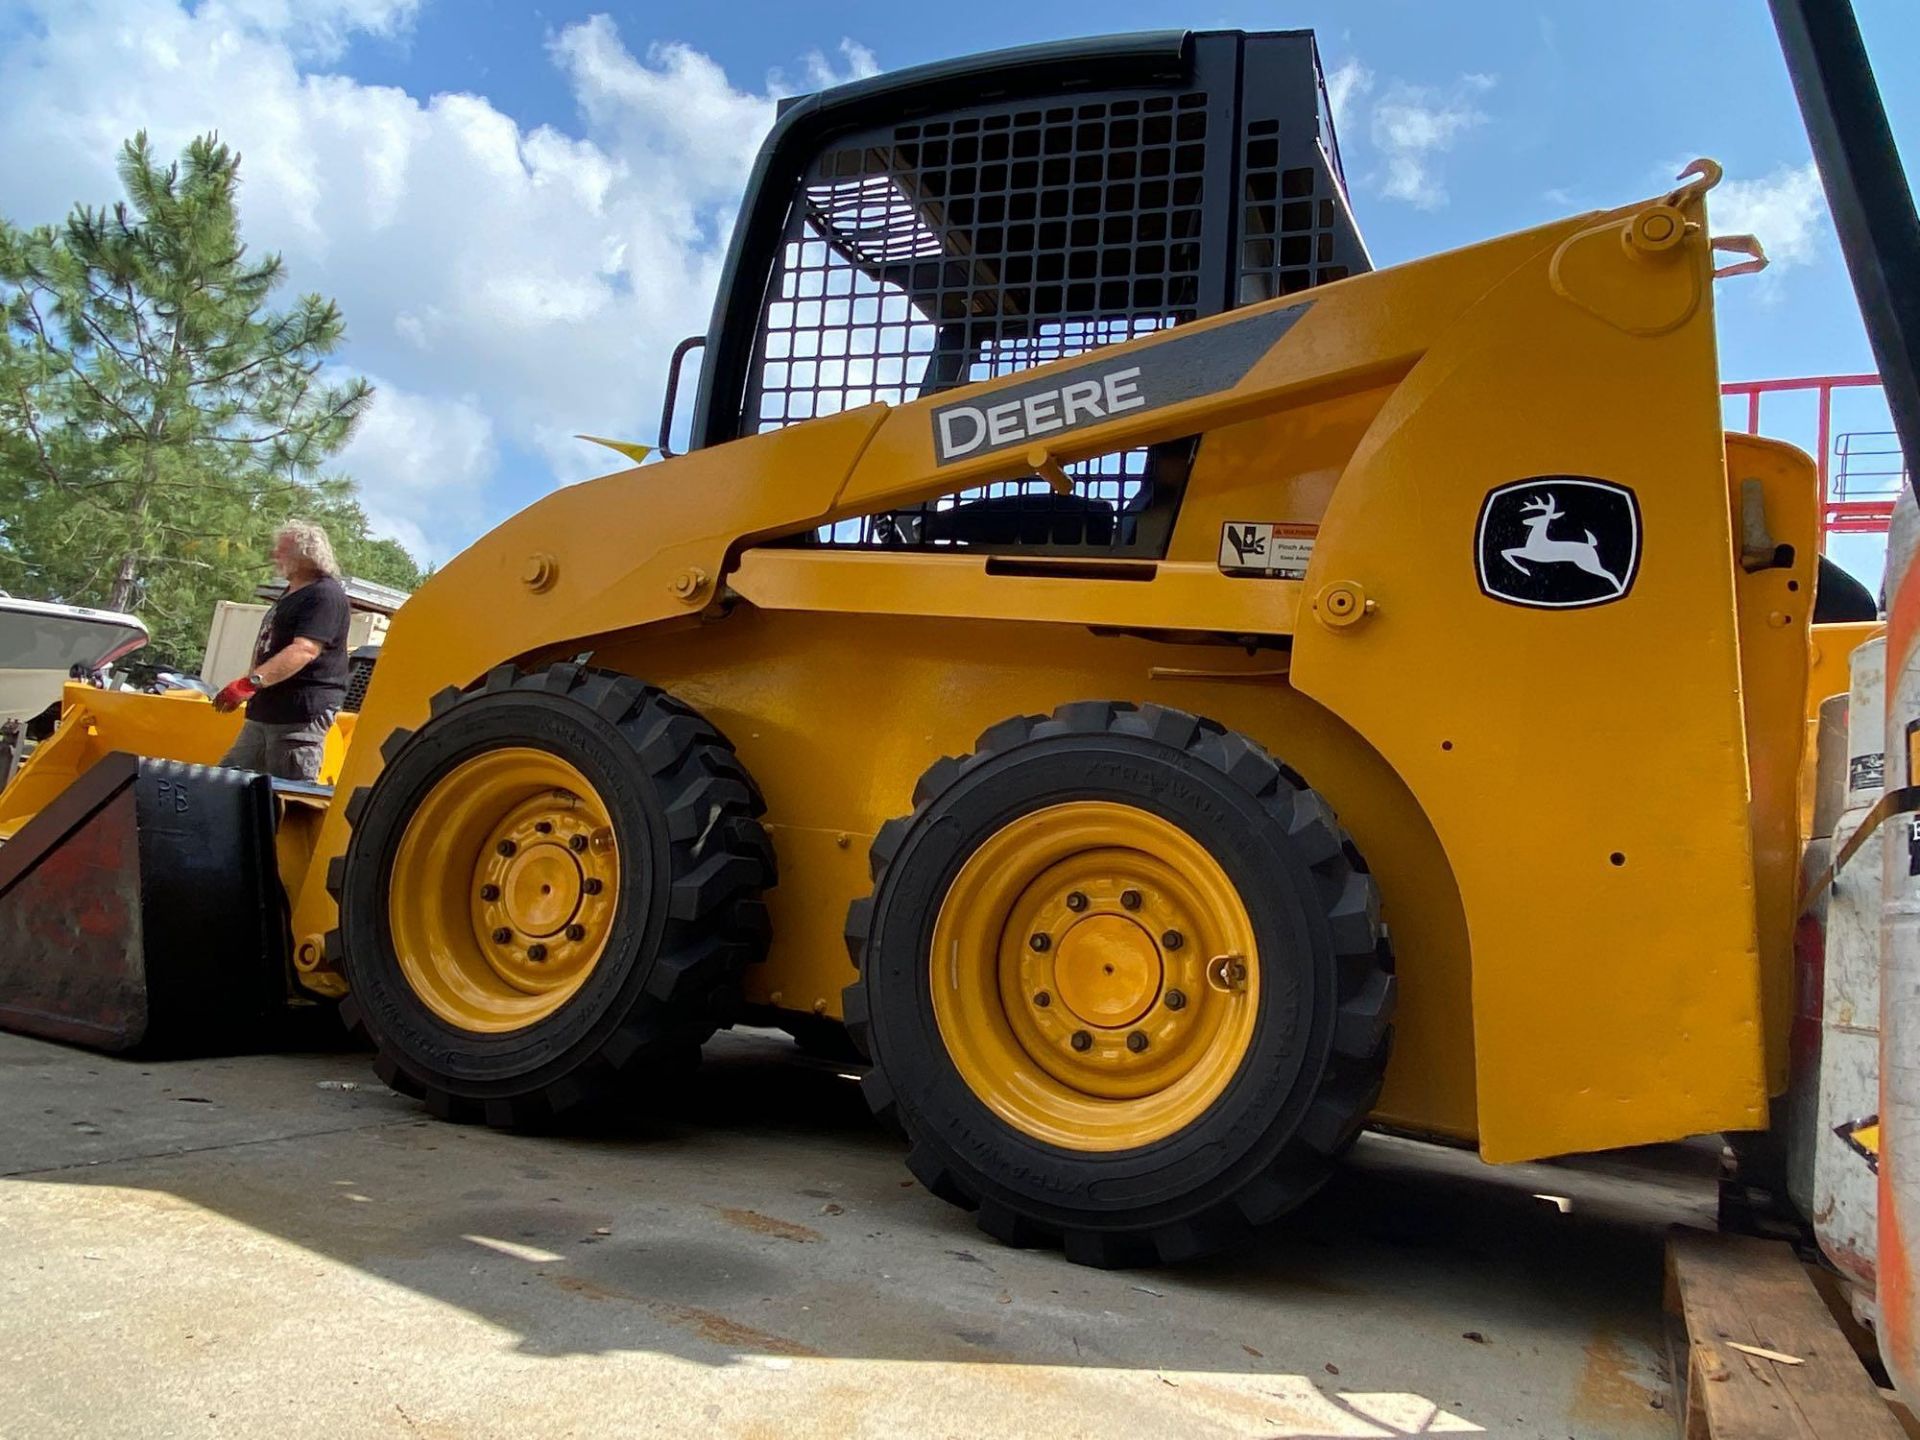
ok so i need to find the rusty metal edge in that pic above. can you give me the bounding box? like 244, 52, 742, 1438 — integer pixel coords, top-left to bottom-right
0, 752, 140, 896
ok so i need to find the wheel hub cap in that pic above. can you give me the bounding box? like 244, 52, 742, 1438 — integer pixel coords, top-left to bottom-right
928, 801, 1261, 1152
501, 845, 581, 937
1053, 914, 1160, 1028
387, 748, 623, 1035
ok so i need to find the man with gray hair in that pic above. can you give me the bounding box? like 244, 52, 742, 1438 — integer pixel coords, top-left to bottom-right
214, 520, 352, 781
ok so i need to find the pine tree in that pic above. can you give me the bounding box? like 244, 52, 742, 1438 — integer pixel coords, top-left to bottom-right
0, 132, 420, 667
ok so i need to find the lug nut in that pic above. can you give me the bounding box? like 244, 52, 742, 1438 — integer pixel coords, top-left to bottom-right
491, 927, 512, 944
1029, 933, 1051, 953
1165, 989, 1187, 1011
497, 839, 517, 857
527, 943, 548, 961
1127, 1031, 1149, 1053
1162, 930, 1184, 951
1070, 1030, 1092, 1052
479, 884, 500, 902
1121, 889, 1142, 911
582, 877, 604, 895
535, 820, 553, 834
566, 924, 587, 941
570, 833, 589, 852
1034, 991, 1051, 1008
1065, 891, 1088, 912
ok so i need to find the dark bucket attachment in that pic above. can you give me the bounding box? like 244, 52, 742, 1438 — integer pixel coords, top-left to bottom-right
0, 754, 290, 1054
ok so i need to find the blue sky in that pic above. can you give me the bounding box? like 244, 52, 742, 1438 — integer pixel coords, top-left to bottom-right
1, 0, 1914, 583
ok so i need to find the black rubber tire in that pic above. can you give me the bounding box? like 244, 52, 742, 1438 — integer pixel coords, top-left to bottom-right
329, 662, 774, 1126
1814, 555, 1879, 623
843, 700, 1395, 1267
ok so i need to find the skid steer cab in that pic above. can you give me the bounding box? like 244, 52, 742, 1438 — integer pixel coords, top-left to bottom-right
0, 28, 1831, 1268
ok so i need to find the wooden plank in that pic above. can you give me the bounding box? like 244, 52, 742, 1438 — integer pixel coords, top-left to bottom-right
1881, 1388, 1920, 1440
1807, 1260, 1886, 1372
1667, 1226, 1906, 1439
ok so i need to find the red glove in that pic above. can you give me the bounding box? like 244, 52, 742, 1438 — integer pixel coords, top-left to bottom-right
213, 676, 258, 713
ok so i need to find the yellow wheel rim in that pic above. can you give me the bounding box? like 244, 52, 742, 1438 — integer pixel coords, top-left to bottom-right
387, 747, 621, 1034
930, 801, 1260, 1151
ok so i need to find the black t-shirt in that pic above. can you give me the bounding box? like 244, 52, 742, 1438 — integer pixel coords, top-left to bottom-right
246, 576, 351, 724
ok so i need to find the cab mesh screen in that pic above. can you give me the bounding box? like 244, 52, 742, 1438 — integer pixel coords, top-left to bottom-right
1237, 117, 1352, 304
744, 92, 1210, 550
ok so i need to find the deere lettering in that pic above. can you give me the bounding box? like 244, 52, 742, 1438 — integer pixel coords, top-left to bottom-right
926, 301, 1311, 466
937, 368, 1147, 460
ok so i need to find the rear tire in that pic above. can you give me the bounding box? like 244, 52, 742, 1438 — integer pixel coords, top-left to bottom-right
331, 662, 774, 1126
844, 701, 1394, 1267
1814, 555, 1878, 623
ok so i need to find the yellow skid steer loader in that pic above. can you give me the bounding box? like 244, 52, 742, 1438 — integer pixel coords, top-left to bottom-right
0, 25, 1894, 1268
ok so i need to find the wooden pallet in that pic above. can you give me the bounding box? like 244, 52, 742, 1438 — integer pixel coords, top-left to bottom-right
1667, 1226, 1905, 1438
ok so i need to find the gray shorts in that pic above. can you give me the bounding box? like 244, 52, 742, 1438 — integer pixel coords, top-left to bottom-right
220, 712, 336, 782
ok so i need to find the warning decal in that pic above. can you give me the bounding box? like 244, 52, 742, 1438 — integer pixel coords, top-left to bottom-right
1851, 752, 1886, 792
1836, 1113, 1880, 1174
1219, 522, 1317, 579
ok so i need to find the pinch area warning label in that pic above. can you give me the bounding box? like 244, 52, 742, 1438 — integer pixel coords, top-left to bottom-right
1219, 522, 1317, 579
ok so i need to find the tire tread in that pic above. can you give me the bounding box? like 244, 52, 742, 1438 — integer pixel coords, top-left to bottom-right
335, 662, 774, 1128
842, 699, 1395, 1266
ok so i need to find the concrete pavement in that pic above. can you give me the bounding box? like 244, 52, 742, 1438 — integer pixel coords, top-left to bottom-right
0, 1028, 1700, 1438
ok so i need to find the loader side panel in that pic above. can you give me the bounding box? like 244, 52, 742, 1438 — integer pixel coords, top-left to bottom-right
1724, 432, 1821, 1094
590, 608, 1480, 1142
1289, 207, 1769, 1161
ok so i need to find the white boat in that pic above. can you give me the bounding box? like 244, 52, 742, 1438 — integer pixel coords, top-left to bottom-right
0, 594, 148, 725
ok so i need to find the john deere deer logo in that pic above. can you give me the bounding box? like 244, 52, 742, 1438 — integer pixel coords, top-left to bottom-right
1500, 493, 1625, 595
1476, 477, 1640, 609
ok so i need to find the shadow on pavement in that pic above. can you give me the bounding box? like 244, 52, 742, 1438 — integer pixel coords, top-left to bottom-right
6, 1024, 1692, 1431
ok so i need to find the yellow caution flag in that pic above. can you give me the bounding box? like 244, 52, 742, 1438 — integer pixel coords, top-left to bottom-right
575, 435, 655, 465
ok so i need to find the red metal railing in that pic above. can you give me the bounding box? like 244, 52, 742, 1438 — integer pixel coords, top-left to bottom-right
1724, 373, 1897, 541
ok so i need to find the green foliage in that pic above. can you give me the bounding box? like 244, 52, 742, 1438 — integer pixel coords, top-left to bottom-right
0, 131, 423, 669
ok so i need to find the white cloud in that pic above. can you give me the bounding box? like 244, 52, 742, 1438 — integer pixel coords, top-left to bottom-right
550, 19, 780, 199
1319, 59, 1493, 211
1712, 161, 1829, 271
206, 0, 423, 60
0, 1, 880, 560
332, 376, 494, 563
1369, 74, 1494, 210
796, 39, 882, 94
1324, 59, 1373, 137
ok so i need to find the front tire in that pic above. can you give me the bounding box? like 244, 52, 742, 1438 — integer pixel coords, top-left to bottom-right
331, 662, 773, 1125
844, 701, 1394, 1267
